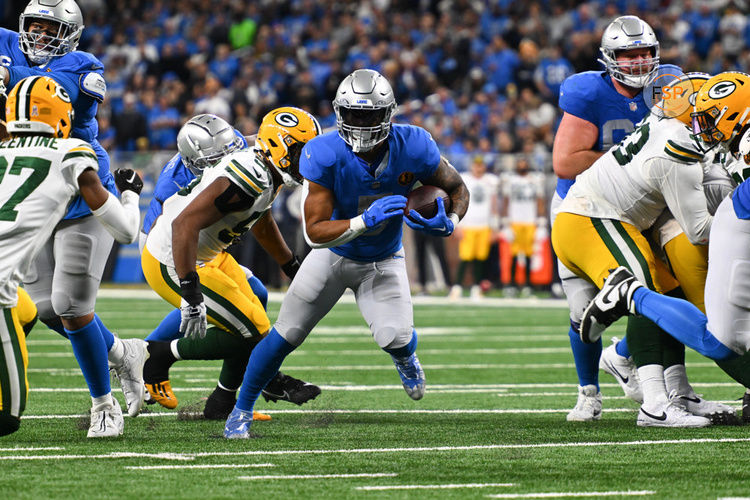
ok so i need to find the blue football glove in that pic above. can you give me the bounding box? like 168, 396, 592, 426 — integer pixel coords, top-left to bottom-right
362, 195, 408, 228
405, 197, 455, 237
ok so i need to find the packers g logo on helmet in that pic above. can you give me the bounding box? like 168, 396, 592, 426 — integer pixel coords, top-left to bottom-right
5, 75, 74, 138
256, 107, 321, 188
691, 71, 750, 153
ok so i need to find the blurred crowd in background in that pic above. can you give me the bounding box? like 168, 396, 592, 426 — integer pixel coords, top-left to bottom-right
1, 0, 749, 291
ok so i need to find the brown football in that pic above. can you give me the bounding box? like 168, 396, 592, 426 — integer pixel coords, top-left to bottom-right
405, 185, 451, 222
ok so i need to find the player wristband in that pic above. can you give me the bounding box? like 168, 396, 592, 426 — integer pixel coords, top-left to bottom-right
179, 271, 203, 306
281, 255, 301, 279
448, 213, 460, 227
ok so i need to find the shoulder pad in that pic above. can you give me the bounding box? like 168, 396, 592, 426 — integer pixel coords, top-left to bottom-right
559, 72, 603, 104
222, 151, 271, 197
79, 72, 106, 102
663, 123, 704, 164
394, 125, 431, 161
304, 135, 337, 168
57, 51, 104, 73
61, 139, 98, 167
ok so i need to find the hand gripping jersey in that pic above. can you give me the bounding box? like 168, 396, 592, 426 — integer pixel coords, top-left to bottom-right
556, 65, 682, 198
300, 124, 441, 261
0, 135, 98, 305
146, 148, 275, 266
557, 113, 712, 245
142, 130, 248, 235
0, 27, 114, 219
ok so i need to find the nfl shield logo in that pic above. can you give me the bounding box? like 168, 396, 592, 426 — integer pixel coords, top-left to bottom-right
629, 102, 638, 112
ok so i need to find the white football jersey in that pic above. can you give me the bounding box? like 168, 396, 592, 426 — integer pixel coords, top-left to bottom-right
0, 136, 98, 306
502, 171, 544, 223
146, 148, 277, 266
460, 172, 499, 227
557, 114, 712, 244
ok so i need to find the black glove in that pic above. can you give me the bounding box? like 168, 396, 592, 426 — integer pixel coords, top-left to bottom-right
114, 168, 144, 195
281, 255, 301, 279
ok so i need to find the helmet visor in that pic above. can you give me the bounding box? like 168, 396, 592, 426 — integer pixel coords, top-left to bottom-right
691, 107, 724, 148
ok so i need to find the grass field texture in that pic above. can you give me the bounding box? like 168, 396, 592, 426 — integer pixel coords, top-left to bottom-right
3, 292, 749, 499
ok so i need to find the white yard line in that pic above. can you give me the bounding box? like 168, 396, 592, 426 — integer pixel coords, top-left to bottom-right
356, 482, 516, 490
485, 491, 655, 498
125, 463, 275, 470
0, 447, 63, 451
238, 473, 398, 480
2, 438, 748, 461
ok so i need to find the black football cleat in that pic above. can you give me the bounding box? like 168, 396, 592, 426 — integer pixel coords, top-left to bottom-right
580, 266, 642, 344
262, 371, 321, 405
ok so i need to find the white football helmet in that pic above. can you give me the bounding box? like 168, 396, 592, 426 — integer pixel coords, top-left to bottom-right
19, 0, 84, 65
177, 114, 243, 175
333, 69, 397, 153
599, 15, 659, 89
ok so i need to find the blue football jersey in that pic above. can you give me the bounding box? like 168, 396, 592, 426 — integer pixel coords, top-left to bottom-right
555, 64, 682, 198
300, 124, 441, 262
0, 27, 114, 219
142, 130, 248, 234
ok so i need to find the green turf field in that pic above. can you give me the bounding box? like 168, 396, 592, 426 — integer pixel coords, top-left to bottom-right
3, 292, 748, 499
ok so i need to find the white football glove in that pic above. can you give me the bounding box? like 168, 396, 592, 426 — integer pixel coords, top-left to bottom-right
180, 298, 207, 339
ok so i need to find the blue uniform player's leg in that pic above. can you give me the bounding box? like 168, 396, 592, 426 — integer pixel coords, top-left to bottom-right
352, 248, 424, 400
225, 249, 346, 438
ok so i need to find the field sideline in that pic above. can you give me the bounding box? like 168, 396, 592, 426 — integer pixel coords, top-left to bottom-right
3, 290, 749, 499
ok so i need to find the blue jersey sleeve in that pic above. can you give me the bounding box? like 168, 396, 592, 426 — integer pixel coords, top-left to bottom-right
300, 136, 336, 189
142, 154, 195, 234
558, 73, 599, 124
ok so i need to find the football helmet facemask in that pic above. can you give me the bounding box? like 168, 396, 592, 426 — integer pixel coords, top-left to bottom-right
177, 114, 243, 176
19, 0, 84, 65
256, 106, 321, 188
333, 69, 397, 153
599, 15, 659, 89
5, 75, 73, 138
691, 71, 750, 154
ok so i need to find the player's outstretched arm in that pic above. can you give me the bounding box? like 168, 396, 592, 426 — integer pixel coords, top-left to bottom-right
250, 211, 300, 279
552, 112, 604, 179
79, 168, 142, 244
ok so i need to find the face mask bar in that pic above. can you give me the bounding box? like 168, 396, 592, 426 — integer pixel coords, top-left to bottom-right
691, 107, 725, 149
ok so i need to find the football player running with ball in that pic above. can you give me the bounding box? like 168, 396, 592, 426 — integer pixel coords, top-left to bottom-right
0, 76, 142, 437
223, 69, 469, 439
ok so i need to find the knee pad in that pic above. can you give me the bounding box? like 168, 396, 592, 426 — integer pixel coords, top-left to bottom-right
375, 326, 412, 350
33, 299, 56, 323
0, 413, 20, 437
275, 326, 308, 347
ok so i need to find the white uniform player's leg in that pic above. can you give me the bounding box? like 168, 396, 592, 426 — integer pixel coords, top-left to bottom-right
22, 236, 57, 327
274, 248, 348, 346
705, 198, 750, 354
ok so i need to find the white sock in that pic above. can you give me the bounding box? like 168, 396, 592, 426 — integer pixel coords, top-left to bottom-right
107, 336, 124, 363
170, 339, 182, 360
638, 364, 668, 411
663, 364, 694, 397
92, 393, 111, 408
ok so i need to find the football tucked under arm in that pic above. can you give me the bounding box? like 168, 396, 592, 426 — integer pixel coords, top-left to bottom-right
405, 185, 452, 222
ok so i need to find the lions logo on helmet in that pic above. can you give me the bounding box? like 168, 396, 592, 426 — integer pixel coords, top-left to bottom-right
5, 75, 73, 138
19, 0, 84, 65
691, 71, 750, 153
256, 107, 321, 188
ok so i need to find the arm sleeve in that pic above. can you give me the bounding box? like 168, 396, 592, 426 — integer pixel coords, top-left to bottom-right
654, 158, 712, 244
91, 190, 141, 244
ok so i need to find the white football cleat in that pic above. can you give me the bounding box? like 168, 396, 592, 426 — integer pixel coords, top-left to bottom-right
599, 337, 643, 403
637, 397, 711, 428
88, 395, 124, 438
566, 384, 602, 422
674, 392, 739, 425
111, 338, 149, 417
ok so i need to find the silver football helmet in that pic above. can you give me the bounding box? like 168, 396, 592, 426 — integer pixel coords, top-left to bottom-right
19, 0, 84, 65
177, 114, 242, 175
333, 69, 397, 153
598, 15, 660, 89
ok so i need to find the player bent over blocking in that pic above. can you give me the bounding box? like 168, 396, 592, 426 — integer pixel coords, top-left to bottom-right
141, 107, 321, 421
0, 76, 143, 436
223, 69, 469, 438
140, 114, 319, 419
582, 74, 750, 418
